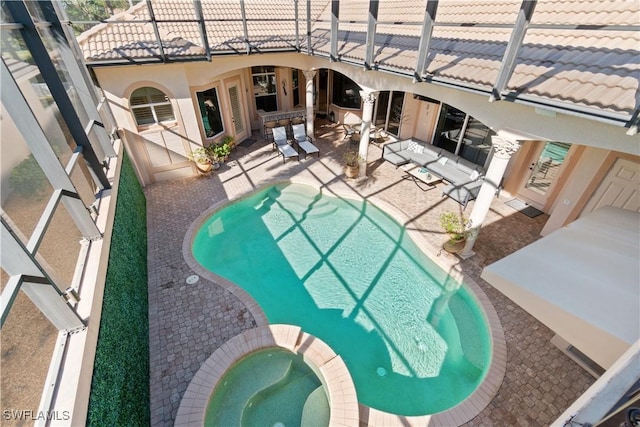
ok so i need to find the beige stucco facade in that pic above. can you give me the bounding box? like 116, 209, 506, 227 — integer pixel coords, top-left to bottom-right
482, 205, 640, 368
93, 52, 639, 238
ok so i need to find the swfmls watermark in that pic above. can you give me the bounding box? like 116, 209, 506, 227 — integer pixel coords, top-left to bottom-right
2, 409, 71, 421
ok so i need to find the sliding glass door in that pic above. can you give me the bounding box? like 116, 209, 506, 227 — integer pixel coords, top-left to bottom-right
374, 91, 405, 136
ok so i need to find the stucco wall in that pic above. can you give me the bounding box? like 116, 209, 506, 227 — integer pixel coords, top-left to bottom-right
92, 52, 637, 207
541, 147, 613, 235
541, 148, 640, 235
483, 206, 640, 368
97, 52, 637, 156
96, 63, 241, 184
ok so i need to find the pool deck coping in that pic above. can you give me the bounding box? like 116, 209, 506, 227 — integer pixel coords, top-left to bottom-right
180, 176, 507, 426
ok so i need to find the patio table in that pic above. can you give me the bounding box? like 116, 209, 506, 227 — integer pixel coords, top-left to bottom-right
402, 164, 443, 191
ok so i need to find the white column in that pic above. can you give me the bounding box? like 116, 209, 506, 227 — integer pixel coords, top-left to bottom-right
358, 90, 378, 177
303, 70, 316, 139
459, 136, 521, 258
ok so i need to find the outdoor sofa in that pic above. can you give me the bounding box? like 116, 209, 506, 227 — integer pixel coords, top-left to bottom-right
382, 138, 486, 207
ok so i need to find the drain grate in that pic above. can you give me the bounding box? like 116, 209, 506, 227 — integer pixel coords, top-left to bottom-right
551, 334, 605, 378
566, 344, 606, 377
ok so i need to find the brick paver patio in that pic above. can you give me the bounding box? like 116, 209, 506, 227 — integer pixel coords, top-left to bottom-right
145, 121, 594, 426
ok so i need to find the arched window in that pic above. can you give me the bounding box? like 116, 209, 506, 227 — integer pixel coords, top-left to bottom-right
331, 72, 361, 109
130, 87, 175, 126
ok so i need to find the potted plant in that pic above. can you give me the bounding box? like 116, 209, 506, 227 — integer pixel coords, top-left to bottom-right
221, 135, 235, 150
343, 151, 362, 178
189, 146, 214, 174
440, 211, 468, 254
212, 139, 232, 163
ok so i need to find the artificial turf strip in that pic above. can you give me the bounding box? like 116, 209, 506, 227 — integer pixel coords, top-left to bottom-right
87, 151, 149, 427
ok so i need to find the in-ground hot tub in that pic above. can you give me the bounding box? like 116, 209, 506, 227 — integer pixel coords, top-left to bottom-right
205, 348, 329, 426
175, 324, 358, 426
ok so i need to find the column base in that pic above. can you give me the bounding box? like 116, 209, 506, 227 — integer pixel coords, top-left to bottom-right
458, 250, 476, 260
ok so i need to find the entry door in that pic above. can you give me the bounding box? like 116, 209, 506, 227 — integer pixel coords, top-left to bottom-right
518, 141, 571, 210
225, 78, 248, 141
582, 158, 640, 216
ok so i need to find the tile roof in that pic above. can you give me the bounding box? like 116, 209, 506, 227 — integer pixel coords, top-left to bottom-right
76, 7, 205, 60
434, 0, 522, 25
510, 28, 639, 113
530, 0, 639, 26
75, 0, 640, 121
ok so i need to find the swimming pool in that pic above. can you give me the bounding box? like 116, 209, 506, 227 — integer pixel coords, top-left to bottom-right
193, 183, 491, 415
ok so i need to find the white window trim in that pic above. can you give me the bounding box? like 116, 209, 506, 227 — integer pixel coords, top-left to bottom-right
130, 87, 176, 128
196, 85, 226, 140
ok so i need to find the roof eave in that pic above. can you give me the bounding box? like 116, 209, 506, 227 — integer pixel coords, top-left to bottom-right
501, 92, 634, 129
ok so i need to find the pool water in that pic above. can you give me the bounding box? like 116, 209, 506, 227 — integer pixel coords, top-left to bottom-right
193, 183, 491, 415
205, 348, 329, 426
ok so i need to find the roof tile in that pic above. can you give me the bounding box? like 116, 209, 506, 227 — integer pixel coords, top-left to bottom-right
435, 0, 522, 25
531, 0, 640, 26
76, 0, 640, 118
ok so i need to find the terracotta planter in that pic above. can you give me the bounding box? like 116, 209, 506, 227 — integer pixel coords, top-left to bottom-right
443, 237, 466, 254
195, 162, 212, 174
344, 164, 359, 178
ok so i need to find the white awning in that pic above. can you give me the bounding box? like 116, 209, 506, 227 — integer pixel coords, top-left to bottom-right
481, 206, 640, 369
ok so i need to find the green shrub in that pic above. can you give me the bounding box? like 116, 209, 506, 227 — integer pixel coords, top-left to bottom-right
87, 150, 149, 426
212, 140, 232, 162
9, 154, 48, 197
439, 211, 468, 242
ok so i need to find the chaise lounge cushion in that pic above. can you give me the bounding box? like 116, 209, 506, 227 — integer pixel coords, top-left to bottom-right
428, 161, 477, 184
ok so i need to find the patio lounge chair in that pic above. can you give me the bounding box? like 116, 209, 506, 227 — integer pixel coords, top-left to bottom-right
273, 126, 299, 163
292, 124, 320, 159
342, 123, 356, 142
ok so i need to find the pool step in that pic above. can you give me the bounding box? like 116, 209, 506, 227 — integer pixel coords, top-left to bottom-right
264, 189, 337, 218
241, 365, 324, 426
301, 385, 331, 427
240, 362, 295, 418
210, 358, 292, 426
306, 204, 338, 218
449, 295, 486, 372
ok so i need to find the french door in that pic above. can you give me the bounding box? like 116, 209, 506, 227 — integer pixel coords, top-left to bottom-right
225, 77, 248, 142
518, 141, 571, 210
